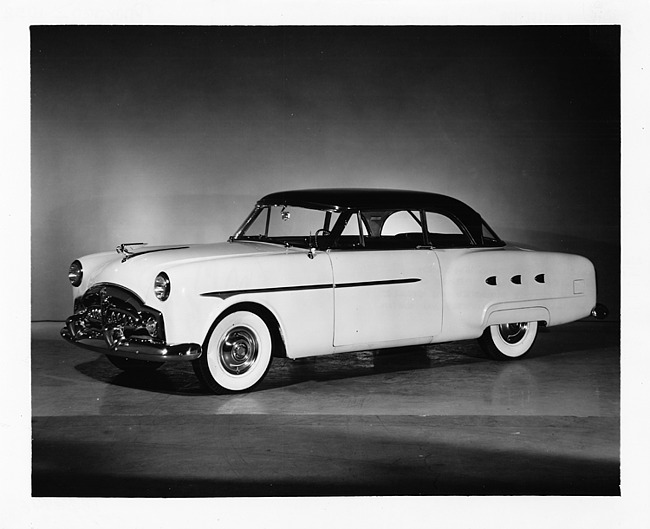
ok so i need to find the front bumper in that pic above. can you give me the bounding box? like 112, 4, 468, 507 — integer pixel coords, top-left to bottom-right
60, 325, 201, 362
61, 283, 202, 363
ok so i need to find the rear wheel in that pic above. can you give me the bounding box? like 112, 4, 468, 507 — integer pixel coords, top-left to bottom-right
478, 321, 538, 361
193, 311, 273, 394
107, 355, 163, 372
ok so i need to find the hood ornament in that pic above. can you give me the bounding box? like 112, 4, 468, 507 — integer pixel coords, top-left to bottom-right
116, 242, 147, 261
115, 243, 190, 263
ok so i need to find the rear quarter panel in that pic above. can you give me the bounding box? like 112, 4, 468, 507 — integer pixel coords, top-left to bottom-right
435, 247, 596, 341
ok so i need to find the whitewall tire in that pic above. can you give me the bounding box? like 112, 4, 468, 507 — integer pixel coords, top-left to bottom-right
193, 311, 273, 394
478, 321, 538, 361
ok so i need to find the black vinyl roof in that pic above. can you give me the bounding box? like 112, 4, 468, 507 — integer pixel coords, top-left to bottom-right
259, 188, 481, 218
256, 188, 500, 246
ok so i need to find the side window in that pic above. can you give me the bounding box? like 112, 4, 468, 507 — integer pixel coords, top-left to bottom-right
381, 210, 422, 236
330, 212, 368, 249
425, 211, 471, 247
371, 210, 425, 249
425, 211, 463, 235
340, 213, 368, 236
481, 221, 503, 246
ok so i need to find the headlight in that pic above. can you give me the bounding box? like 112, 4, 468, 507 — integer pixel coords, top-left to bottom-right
154, 272, 170, 301
68, 260, 83, 287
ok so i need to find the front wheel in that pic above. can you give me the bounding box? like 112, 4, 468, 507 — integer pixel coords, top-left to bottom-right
193, 311, 273, 394
478, 321, 538, 361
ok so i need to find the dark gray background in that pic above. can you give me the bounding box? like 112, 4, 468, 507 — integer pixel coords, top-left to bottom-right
31, 26, 620, 320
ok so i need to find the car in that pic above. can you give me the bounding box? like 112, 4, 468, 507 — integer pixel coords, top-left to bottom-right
61, 188, 607, 394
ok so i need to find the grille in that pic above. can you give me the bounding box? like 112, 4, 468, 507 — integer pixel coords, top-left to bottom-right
74, 283, 165, 342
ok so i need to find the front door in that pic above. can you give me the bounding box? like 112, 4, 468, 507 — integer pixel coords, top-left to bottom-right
328, 248, 442, 348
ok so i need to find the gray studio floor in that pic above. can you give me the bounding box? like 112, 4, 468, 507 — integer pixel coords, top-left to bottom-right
31, 320, 619, 497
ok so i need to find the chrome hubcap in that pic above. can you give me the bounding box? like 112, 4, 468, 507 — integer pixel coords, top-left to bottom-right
219, 326, 259, 375
498, 322, 528, 344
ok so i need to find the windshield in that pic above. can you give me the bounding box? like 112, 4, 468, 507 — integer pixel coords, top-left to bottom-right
234, 205, 341, 248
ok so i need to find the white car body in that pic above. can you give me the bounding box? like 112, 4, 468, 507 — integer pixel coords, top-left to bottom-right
62, 189, 601, 393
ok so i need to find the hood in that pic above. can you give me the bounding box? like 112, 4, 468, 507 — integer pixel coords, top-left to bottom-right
79, 241, 293, 295
114, 241, 278, 264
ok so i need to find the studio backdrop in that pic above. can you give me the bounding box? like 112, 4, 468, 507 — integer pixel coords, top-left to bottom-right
31, 26, 620, 321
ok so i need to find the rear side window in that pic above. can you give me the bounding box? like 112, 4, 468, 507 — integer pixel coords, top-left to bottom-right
381, 210, 422, 236
331, 208, 474, 250
424, 211, 471, 247
424, 211, 464, 235
480, 221, 504, 246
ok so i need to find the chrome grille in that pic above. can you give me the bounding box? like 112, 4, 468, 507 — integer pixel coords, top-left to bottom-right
72, 283, 165, 342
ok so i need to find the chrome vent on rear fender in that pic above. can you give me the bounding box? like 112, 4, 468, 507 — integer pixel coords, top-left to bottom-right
487, 274, 546, 286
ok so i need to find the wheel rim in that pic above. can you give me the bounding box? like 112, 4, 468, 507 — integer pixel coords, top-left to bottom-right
219, 326, 259, 375
497, 322, 528, 344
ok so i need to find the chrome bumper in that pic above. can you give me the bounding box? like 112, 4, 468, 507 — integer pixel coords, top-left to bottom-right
61, 283, 201, 362
60, 324, 201, 362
